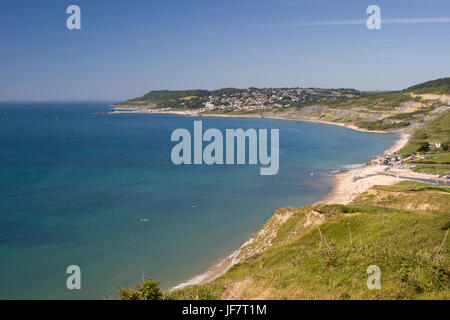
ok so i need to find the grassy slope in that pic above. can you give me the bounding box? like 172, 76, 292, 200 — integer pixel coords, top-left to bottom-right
309, 90, 446, 131
399, 110, 450, 154
395, 77, 449, 175
234, 82, 447, 131
167, 181, 449, 300
407, 151, 450, 175
405, 78, 450, 95
397, 110, 450, 175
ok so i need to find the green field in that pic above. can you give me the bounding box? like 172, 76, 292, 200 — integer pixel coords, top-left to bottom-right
409, 152, 450, 175
399, 110, 450, 154
397, 110, 450, 174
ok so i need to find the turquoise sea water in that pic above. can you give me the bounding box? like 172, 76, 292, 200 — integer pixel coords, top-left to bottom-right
0, 102, 398, 299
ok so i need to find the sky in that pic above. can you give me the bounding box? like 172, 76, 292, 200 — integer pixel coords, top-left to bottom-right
0, 0, 449, 101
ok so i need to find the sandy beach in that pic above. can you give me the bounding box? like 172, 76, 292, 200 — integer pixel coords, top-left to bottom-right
323, 132, 450, 205
322, 165, 404, 205
321, 164, 446, 205
323, 132, 409, 205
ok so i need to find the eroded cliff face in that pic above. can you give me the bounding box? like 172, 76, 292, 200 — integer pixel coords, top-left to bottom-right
410, 93, 450, 105
236, 207, 328, 263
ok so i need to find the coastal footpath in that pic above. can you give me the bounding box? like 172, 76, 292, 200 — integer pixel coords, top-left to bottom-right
118, 78, 450, 300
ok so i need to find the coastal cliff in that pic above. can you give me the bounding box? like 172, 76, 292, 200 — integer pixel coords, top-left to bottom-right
167, 180, 449, 300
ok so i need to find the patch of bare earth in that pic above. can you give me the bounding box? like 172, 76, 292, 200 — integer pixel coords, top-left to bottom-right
221, 279, 268, 300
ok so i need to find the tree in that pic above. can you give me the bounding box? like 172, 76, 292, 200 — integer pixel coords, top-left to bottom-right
119, 277, 163, 300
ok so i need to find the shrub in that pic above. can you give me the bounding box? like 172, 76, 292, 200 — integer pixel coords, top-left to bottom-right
417, 142, 430, 153
119, 277, 163, 300
442, 142, 449, 151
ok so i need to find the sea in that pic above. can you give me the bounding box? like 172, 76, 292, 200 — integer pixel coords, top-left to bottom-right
0, 102, 398, 299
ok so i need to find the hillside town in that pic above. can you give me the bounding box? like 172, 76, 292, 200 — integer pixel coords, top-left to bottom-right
119, 87, 360, 113
202, 88, 359, 113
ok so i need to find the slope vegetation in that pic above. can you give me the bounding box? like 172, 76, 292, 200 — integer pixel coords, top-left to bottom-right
167, 181, 449, 300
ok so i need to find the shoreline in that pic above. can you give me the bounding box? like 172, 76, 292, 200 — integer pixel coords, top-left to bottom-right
108, 106, 389, 134
322, 132, 411, 205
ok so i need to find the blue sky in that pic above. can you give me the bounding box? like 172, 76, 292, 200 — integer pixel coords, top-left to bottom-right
0, 0, 449, 101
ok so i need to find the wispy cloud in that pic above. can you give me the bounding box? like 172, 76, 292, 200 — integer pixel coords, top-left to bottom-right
281, 17, 450, 28
229, 17, 450, 29
276, 19, 366, 27
383, 17, 450, 24
359, 35, 450, 44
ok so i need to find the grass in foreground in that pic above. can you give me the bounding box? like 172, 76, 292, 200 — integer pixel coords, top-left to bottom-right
162, 181, 449, 300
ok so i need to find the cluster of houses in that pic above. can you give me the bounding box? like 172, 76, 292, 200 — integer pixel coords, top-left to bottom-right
137, 87, 358, 114
201, 88, 356, 113
370, 153, 450, 180
371, 154, 409, 170
429, 141, 442, 148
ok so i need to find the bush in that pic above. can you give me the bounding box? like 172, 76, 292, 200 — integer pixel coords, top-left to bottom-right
119, 277, 163, 300
417, 142, 430, 153
442, 142, 449, 151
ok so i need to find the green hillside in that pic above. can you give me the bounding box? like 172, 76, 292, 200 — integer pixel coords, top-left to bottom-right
123, 89, 211, 109
165, 181, 449, 300
117, 78, 449, 133
405, 78, 450, 94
